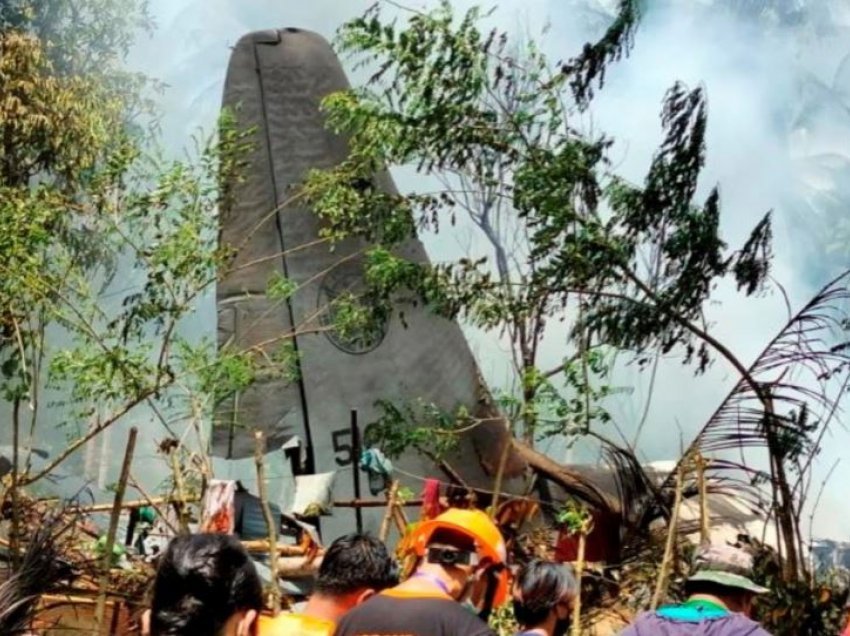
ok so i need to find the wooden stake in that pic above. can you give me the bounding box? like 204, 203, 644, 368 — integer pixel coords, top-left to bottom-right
696, 453, 710, 544
334, 497, 423, 508
255, 431, 281, 614
241, 540, 322, 557
652, 463, 684, 610
94, 427, 137, 634
169, 448, 191, 533
490, 437, 512, 517
56, 495, 200, 514
570, 519, 591, 636
379, 481, 400, 542
392, 504, 408, 536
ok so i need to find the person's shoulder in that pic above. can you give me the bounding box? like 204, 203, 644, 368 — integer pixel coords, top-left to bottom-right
257, 612, 335, 636
721, 613, 774, 636
616, 610, 678, 635
443, 604, 495, 635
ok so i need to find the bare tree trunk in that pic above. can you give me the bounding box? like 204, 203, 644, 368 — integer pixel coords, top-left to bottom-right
254, 431, 281, 614
10, 398, 21, 569
697, 453, 709, 544
512, 439, 617, 512
95, 427, 137, 635
380, 480, 400, 542
169, 448, 190, 533
571, 525, 589, 636
652, 464, 683, 610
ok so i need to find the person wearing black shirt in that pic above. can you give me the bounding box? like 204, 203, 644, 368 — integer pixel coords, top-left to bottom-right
334, 508, 509, 636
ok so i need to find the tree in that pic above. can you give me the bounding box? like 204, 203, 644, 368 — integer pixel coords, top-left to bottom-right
302, 0, 846, 580
0, 0, 289, 541
0, 0, 397, 548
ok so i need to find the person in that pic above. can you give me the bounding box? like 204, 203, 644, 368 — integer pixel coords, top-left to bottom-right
512, 560, 578, 636
619, 543, 773, 636
143, 533, 263, 636
334, 508, 510, 636
841, 593, 850, 636
258, 533, 398, 635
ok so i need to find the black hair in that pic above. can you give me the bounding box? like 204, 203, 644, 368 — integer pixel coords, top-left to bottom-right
314, 533, 399, 597
512, 560, 577, 628
149, 533, 263, 636
684, 579, 753, 600
427, 528, 476, 553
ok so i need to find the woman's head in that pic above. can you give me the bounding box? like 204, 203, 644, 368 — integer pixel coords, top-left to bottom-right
146, 533, 263, 636
512, 560, 577, 636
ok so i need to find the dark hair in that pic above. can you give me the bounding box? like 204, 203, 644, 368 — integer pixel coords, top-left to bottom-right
427, 528, 476, 553
684, 579, 753, 599
512, 560, 577, 628
314, 533, 398, 597
150, 533, 263, 635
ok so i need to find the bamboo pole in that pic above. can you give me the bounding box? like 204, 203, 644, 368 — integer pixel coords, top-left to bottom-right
255, 431, 281, 614
696, 453, 710, 544
10, 398, 21, 569
169, 449, 190, 533
54, 495, 201, 514
570, 519, 591, 636
94, 427, 137, 634
489, 437, 512, 517
379, 481, 400, 542
334, 497, 423, 508
392, 504, 409, 536
241, 540, 322, 557
651, 463, 685, 610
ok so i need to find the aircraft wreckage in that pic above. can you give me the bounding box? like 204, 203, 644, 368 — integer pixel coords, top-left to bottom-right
209, 27, 770, 557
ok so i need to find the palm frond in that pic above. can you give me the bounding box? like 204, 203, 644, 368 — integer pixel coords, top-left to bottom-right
659, 269, 850, 506
603, 444, 660, 525
0, 511, 74, 634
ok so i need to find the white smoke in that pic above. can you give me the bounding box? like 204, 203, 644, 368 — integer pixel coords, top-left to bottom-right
129, 0, 850, 539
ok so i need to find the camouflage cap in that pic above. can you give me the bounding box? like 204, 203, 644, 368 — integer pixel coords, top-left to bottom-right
686, 543, 769, 595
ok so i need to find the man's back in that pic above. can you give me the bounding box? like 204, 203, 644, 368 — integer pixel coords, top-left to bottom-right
621, 605, 773, 636
333, 589, 496, 636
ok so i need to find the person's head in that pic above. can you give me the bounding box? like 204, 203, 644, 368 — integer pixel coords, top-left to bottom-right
408, 508, 508, 618
312, 533, 399, 610
684, 543, 769, 617
512, 560, 577, 636
144, 533, 263, 636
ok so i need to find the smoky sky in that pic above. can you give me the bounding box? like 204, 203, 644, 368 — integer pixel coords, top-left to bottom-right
130, 0, 850, 538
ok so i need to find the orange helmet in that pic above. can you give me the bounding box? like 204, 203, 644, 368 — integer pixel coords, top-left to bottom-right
407, 508, 510, 607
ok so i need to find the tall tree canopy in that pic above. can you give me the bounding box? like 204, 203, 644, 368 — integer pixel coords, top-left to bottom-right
302, 0, 835, 580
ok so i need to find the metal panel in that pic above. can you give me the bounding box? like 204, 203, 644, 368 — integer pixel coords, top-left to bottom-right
216, 29, 525, 538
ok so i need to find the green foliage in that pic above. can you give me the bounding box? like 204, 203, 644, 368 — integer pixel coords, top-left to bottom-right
556, 500, 593, 535
365, 399, 472, 461
175, 340, 257, 406
303, 1, 776, 459
267, 272, 297, 301
748, 543, 846, 635
489, 601, 519, 636
0, 2, 282, 492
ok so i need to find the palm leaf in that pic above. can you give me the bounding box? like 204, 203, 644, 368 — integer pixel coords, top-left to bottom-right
0, 511, 74, 634
659, 269, 850, 511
